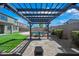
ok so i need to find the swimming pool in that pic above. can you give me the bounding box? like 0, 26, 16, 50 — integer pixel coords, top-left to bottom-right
32, 32, 46, 35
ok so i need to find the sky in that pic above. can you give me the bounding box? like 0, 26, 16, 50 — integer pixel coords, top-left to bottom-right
0, 3, 79, 27
50, 8, 79, 26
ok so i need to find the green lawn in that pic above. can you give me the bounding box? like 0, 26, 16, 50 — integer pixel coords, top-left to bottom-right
0, 32, 27, 53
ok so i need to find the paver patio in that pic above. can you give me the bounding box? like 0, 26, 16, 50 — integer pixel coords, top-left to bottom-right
22, 38, 63, 56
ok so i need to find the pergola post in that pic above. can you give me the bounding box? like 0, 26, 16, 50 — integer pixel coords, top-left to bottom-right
29, 23, 32, 40
47, 24, 49, 39
39, 31, 40, 39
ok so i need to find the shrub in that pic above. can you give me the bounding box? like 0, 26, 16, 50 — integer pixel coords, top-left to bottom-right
72, 31, 79, 45
51, 29, 63, 39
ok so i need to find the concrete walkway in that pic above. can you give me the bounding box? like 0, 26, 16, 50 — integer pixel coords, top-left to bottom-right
20, 32, 30, 36
22, 38, 63, 56
0, 34, 7, 36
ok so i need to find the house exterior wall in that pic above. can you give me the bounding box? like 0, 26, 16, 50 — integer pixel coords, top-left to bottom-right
0, 14, 19, 34
0, 25, 4, 34
4, 24, 11, 34
0, 14, 29, 34
18, 22, 28, 32
5, 17, 19, 34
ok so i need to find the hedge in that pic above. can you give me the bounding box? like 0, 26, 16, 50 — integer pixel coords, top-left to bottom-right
72, 31, 79, 45
51, 29, 63, 39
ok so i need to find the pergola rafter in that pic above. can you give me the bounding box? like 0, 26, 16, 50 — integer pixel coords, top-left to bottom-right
3, 3, 32, 23
22, 14, 60, 16
14, 3, 73, 23
48, 3, 76, 23
0, 3, 77, 24
25, 16, 55, 18
17, 9, 63, 12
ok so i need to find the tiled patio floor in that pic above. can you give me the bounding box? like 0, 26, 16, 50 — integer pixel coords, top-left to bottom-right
22, 38, 63, 56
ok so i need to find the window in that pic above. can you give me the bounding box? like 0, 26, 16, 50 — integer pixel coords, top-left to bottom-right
0, 25, 4, 34
7, 25, 11, 30
0, 14, 7, 21
13, 26, 17, 30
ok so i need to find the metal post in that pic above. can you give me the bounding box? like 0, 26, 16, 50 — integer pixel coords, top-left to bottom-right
39, 32, 40, 39
48, 24, 49, 39
47, 24, 49, 39
46, 24, 48, 39
30, 23, 32, 40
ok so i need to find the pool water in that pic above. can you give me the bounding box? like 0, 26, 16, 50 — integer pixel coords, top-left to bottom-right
32, 32, 46, 35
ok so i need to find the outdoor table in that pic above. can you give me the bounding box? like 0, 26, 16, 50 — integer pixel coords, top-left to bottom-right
34, 46, 43, 56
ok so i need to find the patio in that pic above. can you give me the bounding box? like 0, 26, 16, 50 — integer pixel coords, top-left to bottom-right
22, 38, 63, 56
0, 3, 79, 56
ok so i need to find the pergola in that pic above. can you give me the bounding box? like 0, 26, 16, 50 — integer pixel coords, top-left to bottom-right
0, 3, 77, 40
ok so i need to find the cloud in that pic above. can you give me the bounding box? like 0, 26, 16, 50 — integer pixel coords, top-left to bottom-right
66, 8, 79, 14
66, 8, 79, 18
73, 12, 79, 16
60, 19, 67, 23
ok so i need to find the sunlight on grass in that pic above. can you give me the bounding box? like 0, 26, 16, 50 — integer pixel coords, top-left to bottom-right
0, 32, 28, 53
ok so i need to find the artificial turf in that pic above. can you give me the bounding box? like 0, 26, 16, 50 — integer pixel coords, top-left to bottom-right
0, 32, 27, 53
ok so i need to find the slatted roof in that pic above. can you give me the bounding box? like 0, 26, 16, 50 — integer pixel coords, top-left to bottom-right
0, 3, 77, 24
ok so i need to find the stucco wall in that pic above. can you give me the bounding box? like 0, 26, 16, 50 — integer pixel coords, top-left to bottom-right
4, 24, 11, 34
4, 24, 19, 34
53, 22, 79, 39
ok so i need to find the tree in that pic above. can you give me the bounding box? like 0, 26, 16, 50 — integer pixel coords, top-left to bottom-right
39, 24, 43, 28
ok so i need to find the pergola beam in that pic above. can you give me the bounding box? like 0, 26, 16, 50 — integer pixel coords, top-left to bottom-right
3, 3, 31, 23
23, 13, 60, 16
17, 8, 65, 12
29, 17, 53, 20
0, 12, 18, 21
0, 3, 4, 5
26, 17, 55, 18
35, 3, 37, 9
29, 3, 32, 9
25, 16, 55, 18
29, 20, 52, 23
31, 22, 48, 24
50, 3, 53, 9
71, 5, 79, 10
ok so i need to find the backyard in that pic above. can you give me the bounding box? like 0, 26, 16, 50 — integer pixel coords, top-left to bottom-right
0, 32, 27, 53
0, 3, 79, 56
